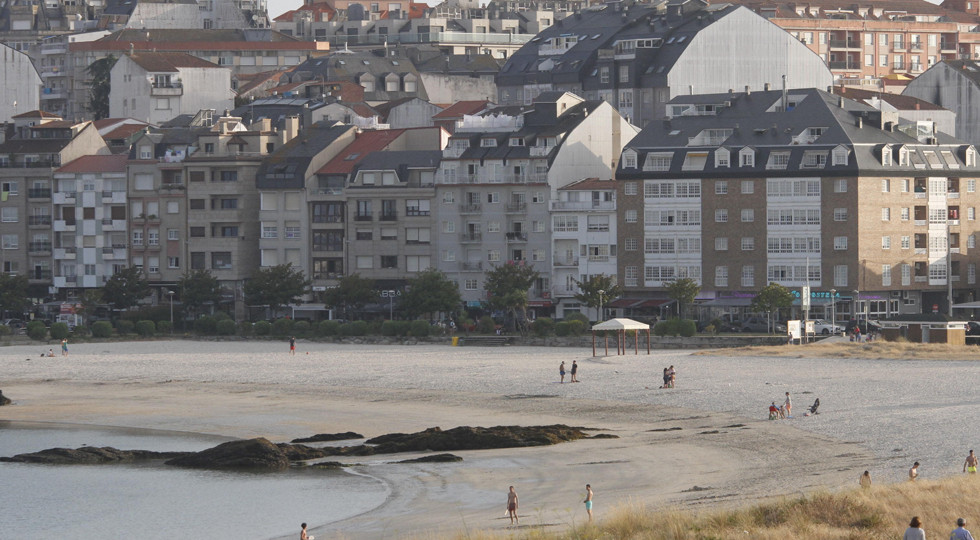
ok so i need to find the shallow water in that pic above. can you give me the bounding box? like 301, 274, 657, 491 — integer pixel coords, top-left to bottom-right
0, 422, 388, 540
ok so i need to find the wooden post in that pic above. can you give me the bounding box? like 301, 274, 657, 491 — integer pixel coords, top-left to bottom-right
647, 328, 651, 354
634, 329, 638, 354
604, 333, 608, 356
592, 331, 596, 357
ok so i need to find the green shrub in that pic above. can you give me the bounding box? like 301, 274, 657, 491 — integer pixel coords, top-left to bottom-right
565, 312, 590, 324
237, 321, 253, 336
567, 319, 586, 336
653, 320, 671, 337
339, 321, 368, 336
293, 320, 311, 336
555, 321, 572, 337
531, 317, 555, 337
678, 319, 697, 337
49, 322, 70, 340
317, 320, 340, 337
91, 321, 113, 338
253, 320, 272, 336
369, 320, 385, 335
408, 320, 430, 337
115, 319, 135, 335
120, 305, 170, 323
156, 321, 172, 334
26, 321, 47, 340
0, 325, 11, 336
477, 315, 496, 334
216, 319, 237, 336
135, 320, 156, 337
194, 316, 216, 335
71, 324, 90, 337
704, 324, 717, 335
271, 318, 293, 337
213, 312, 232, 322
381, 320, 399, 336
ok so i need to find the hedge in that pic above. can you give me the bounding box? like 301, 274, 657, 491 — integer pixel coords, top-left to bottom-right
115, 320, 135, 335
135, 320, 156, 337
215, 319, 237, 336
408, 320, 430, 337
92, 321, 113, 338
531, 317, 555, 337
26, 321, 47, 340
253, 321, 272, 336
49, 322, 70, 340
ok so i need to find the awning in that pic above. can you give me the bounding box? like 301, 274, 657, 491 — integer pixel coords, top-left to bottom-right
591, 318, 650, 331
952, 301, 980, 309
528, 300, 553, 307
607, 298, 673, 309
700, 297, 754, 307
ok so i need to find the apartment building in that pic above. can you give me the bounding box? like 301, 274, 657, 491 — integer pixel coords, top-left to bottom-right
0, 44, 42, 121
434, 91, 636, 313
0, 113, 109, 296
551, 178, 617, 319
725, 0, 978, 85
496, 0, 832, 126
616, 88, 980, 320
903, 60, 980, 147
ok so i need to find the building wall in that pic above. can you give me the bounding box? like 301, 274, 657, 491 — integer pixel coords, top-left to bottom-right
419, 73, 497, 104
0, 44, 42, 121
904, 63, 980, 147
386, 99, 441, 129
548, 101, 638, 192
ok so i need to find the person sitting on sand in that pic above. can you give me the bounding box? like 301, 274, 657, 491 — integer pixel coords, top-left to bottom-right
300, 522, 313, 540
909, 461, 920, 481
903, 516, 925, 540
46, 348, 55, 357
860, 471, 871, 489
769, 402, 780, 420
506, 486, 519, 525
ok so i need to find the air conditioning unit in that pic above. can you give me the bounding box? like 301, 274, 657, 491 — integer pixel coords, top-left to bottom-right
891, 291, 902, 298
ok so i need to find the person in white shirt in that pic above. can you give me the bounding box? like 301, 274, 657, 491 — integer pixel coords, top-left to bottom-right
903, 516, 925, 540
951, 518, 975, 540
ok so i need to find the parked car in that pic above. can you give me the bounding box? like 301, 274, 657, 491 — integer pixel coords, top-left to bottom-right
966, 321, 980, 336
809, 319, 843, 335
1, 318, 24, 329
741, 316, 786, 333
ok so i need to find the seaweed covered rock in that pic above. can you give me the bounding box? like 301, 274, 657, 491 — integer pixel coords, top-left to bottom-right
397, 453, 463, 463
291, 432, 363, 444
165, 438, 290, 470
366, 425, 590, 453
0, 446, 188, 464
0, 389, 11, 406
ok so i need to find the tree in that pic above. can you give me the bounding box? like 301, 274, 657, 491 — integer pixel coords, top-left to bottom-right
244, 263, 311, 316
573, 274, 623, 321
484, 262, 540, 335
102, 266, 150, 312
86, 55, 117, 120
0, 273, 30, 315
665, 277, 701, 319
74, 289, 104, 324
401, 268, 461, 320
751, 282, 795, 333
178, 270, 223, 318
322, 274, 376, 320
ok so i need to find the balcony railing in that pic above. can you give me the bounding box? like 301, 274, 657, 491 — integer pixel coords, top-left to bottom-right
30, 270, 52, 280
505, 232, 528, 242
505, 202, 527, 213
29, 241, 51, 253
461, 261, 483, 271
29, 215, 52, 226
459, 203, 482, 214
380, 212, 398, 221
354, 214, 373, 221
553, 258, 579, 267
28, 188, 51, 199
312, 215, 344, 223
460, 232, 482, 242
0, 160, 60, 169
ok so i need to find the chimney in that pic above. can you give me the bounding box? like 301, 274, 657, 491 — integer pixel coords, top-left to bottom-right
284, 115, 300, 143
764, 82, 771, 91
856, 116, 863, 128
781, 74, 788, 112
916, 102, 921, 110
744, 85, 750, 96
838, 96, 845, 108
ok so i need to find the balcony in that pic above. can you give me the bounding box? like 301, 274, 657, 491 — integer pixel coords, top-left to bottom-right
0, 160, 59, 169
380, 212, 398, 221
150, 82, 183, 96
29, 270, 52, 281
54, 247, 76, 259
28, 215, 52, 226
893, 41, 906, 51
553, 258, 579, 267
53, 220, 75, 232
459, 203, 482, 214
829, 60, 861, 71
505, 202, 526, 213
313, 215, 344, 223
40, 43, 67, 55
828, 39, 860, 49
505, 232, 528, 242
28, 188, 51, 199
941, 41, 956, 52
910, 42, 923, 51
29, 241, 51, 254
460, 232, 482, 243
550, 200, 616, 211
354, 214, 373, 222
461, 261, 483, 271
52, 191, 75, 204
893, 61, 907, 71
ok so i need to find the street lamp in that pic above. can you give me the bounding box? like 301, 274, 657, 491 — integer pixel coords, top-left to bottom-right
380, 289, 399, 320
597, 289, 605, 323
167, 290, 175, 334
829, 288, 836, 334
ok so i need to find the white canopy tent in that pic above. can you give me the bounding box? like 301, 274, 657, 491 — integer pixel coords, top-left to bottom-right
590, 318, 651, 356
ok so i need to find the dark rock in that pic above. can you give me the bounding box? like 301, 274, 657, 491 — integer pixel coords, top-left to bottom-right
397, 453, 463, 463
0, 390, 10, 406
310, 461, 345, 469
0, 446, 188, 464
165, 438, 290, 470
365, 424, 590, 453
590, 434, 619, 439
291, 431, 364, 444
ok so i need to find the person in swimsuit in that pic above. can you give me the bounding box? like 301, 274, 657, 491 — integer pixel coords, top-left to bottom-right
570, 360, 579, 382
769, 402, 780, 420
559, 361, 566, 383
784, 392, 792, 417
506, 485, 519, 525
668, 365, 676, 388
584, 484, 593, 522
909, 461, 920, 481
300, 522, 313, 540
289, 336, 296, 355
61, 338, 68, 357
965, 450, 978, 474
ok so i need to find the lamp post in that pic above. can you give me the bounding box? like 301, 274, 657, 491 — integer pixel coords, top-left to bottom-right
381, 289, 399, 320
167, 290, 175, 334
829, 288, 836, 334
598, 289, 605, 323
853, 289, 860, 333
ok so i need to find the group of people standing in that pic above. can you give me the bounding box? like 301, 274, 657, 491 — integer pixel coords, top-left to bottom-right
660, 365, 676, 389
558, 361, 579, 383
505, 484, 593, 527
904, 517, 975, 540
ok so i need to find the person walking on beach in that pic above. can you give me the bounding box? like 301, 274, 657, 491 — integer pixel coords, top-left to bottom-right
559, 361, 566, 383
860, 470, 872, 489
909, 461, 920, 481
965, 450, 978, 474
506, 486, 519, 526
663, 368, 671, 389
289, 336, 296, 355
570, 360, 579, 382
784, 392, 792, 417
61, 338, 68, 357
903, 516, 925, 540
951, 518, 975, 540
583, 484, 594, 522
300, 522, 313, 540
667, 365, 676, 388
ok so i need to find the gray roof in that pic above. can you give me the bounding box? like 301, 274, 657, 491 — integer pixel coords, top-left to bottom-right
256, 122, 355, 189
291, 50, 428, 102
350, 150, 443, 183
618, 88, 980, 179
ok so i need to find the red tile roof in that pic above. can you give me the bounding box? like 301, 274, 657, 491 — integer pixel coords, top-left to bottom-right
102, 123, 150, 140
12, 110, 60, 119
559, 177, 615, 190
128, 52, 221, 71
274, 2, 336, 22
834, 87, 947, 111
433, 100, 493, 119
317, 129, 407, 174
56, 154, 129, 174
30, 120, 77, 129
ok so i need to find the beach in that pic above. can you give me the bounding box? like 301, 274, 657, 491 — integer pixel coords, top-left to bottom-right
1, 339, 974, 539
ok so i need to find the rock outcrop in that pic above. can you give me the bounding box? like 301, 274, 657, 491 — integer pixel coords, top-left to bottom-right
291, 432, 363, 443
397, 453, 463, 463
0, 446, 188, 464
0, 390, 11, 406
367, 425, 591, 453
165, 438, 290, 470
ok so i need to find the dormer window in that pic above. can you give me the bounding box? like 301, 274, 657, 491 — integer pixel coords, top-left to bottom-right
509, 137, 524, 147
739, 147, 755, 167
451, 139, 469, 151
767, 151, 790, 170
622, 149, 637, 169
643, 152, 673, 172
480, 138, 497, 147
899, 145, 910, 166
715, 147, 730, 168
802, 151, 827, 168
967, 146, 978, 167
882, 144, 892, 166
832, 145, 849, 166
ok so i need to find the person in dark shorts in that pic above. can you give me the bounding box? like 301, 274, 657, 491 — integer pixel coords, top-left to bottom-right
289, 336, 296, 355
570, 360, 579, 382
662, 368, 670, 389
506, 485, 519, 525
559, 361, 566, 383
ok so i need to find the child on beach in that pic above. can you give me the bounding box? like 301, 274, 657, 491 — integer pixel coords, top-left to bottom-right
559, 361, 566, 383
506, 486, 519, 525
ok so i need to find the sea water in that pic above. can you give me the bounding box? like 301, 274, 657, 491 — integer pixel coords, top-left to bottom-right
0, 422, 388, 540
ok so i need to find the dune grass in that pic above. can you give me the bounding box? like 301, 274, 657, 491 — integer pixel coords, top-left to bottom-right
441, 476, 980, 540
696, 340, 980, 361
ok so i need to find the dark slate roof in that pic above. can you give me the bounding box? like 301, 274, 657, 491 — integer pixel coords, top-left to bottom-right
618, 88, 980, 179
938, 59, 980, 86
497, 0, 740, 89
291, 50, 427, 101
231, 96, 326, 128
100, 28, 299, 43
350, 150, 443, 183
411, 50, 504, 74
256, 122, 355, 189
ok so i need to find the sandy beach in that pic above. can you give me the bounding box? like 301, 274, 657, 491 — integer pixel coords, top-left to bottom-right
2, 339, 974, 539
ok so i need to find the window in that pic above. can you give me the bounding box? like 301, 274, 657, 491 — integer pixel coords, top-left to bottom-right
219, 171, 238, 182
619, 65, 629, 83
1, 207, 18, 222
971, 263, 977, 285
167, 201, 179, 214
741, 180, 754, 194
212, 252, 232, 270
134, 174, 153, 190
882, 207, 891, 221
739, 148, 755, 167
882, 236, 891, 249
380, 255, 398, 269
132, 231, 143, 246
969, 179, 977, 193
902, 235, 911, 249
971, 208, 977, 221
834, 179, 847, 192
834, 265, 848, 286
465, 279, 478, 290
356, 256, 373, 269
902, 179, 910, 192
405, 199, 430, 216
168, 229, 179, 241
740, 209, 754, 222
625, 266, 638, 287
623, 152, 637, 169
487, 221, 500, 233
624, 182, 638, 195
406, 256, 430, 272
834, 208, 848, 221
190, 227, 205, 238
487, 250, 500, 262
625, 238, 638, 251
148, 230, 159, 246
442, 221, 455, 233
380, 227, 397, 240
443, 250, 456, 262
882, 265, 892, 286
715, 181, 728, 195
148, 257, 160, 274
715, 209, 728, 223
553, 215, 578, 232
715, 266, 729, 287
262, 223, 278, 239
487, 192, 499, 204
600, 66, 610, 83
882, 179, 890, 192
901, 207, 910, 221
741, 237, 754, 251
834, 236, 847, 250
285, 223, 300, 239
1, 234, 17, 249
168, 257, 180, 269
902, 263, 911, 285
623, 209, 638, 223
715, 237, 728, 251
406, 228, 431, 244
190, 199, 205, 210
442, 192, 455, 204
741, 265, 755, 287
587, 215, 609, 231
